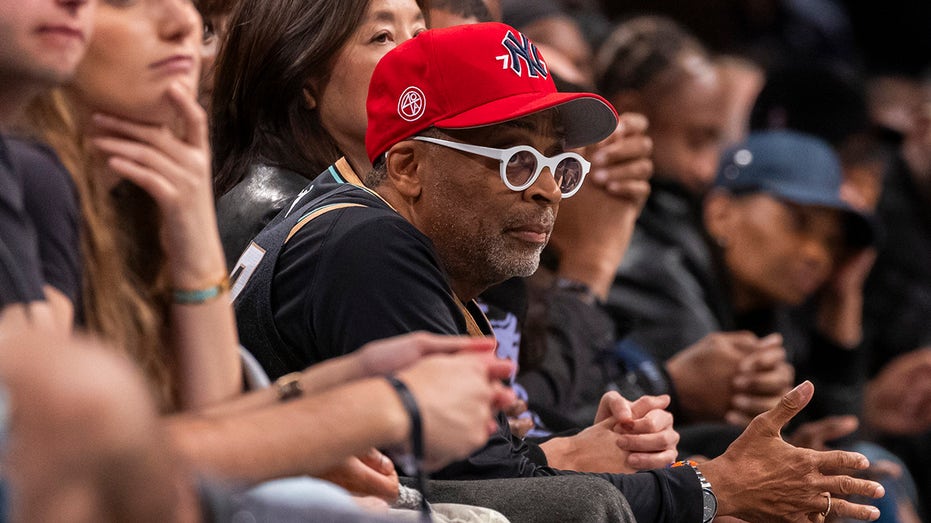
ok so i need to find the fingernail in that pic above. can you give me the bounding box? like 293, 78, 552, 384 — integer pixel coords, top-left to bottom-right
733, 376, 749, 388
592, 169, 607, 183
870, 508, 881, 521
873, 484, 885, 497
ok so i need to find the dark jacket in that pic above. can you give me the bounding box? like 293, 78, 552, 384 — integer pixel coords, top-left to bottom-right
606, 180, 864, 421
216, 164, 308, 270
864, 157, 931, 375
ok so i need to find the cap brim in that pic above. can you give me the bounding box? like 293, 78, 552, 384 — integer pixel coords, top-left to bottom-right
434, 91, 617, 149
755, 184, 878, 248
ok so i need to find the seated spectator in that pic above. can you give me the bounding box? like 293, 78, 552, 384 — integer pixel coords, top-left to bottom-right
526, 15, 794, 431
428, 0, 498, 27
861, 74, 931, 514
233, 22, 885, 522
211, 0, 426, 268
502, 0, 596, 88
16, 0, 519, 518
194, 0, 237, 110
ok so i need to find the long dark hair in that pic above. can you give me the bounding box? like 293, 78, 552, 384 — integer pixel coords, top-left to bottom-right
211, 0, 426, 196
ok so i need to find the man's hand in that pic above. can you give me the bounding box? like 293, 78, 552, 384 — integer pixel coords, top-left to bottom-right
548, 113, 653, 300
317, 449, 399, 502
666, 331, 793, 424
584, 113, 654, 207
817, 248, 877, 348
864, 348, 931, 434
701, 381, 884, 522
504, 398, 534, 438
601, 392, 679, 470
397, 352, 515, 471
727, 334, 795, 425
541, 391, 678, 473
356, 332, 497, 377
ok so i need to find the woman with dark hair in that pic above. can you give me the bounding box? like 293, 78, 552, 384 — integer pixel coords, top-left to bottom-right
211, 0, 426, 266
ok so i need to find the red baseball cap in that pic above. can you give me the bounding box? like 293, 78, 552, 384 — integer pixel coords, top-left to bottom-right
365, 22, 618, 163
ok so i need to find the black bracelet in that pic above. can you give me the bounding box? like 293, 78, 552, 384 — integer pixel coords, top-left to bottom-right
386, 376, 430, 520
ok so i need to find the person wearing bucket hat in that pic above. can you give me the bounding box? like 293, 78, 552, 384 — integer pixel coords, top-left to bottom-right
231, 23, 884, 523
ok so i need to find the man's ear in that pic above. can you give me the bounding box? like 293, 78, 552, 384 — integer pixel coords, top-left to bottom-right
703, 188, 734, 247
385, 141, 423, 199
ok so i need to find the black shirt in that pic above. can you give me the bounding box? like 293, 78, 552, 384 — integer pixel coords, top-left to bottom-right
8, 137, 81, 305
233, 158, 703, 523
0, 135, 45, 307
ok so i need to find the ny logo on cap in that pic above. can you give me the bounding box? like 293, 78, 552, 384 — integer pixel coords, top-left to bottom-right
397, 86, 426, 122
496, 31, 548, 79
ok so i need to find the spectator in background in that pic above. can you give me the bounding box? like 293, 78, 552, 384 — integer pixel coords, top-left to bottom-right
211, 0, 426, 268
194, 0, 236, 110
750, 63, 886, 209
860, 75, 931, 517
593, 17, 793, 429
428, 0, 499, 27
748, 65, 926, 520
502, 0, 595, 88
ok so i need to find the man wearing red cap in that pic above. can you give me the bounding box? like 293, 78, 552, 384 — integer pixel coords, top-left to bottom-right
232, 22, 884, 522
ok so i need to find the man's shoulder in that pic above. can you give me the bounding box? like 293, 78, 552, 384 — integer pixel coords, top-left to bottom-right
7, 138, 76, 206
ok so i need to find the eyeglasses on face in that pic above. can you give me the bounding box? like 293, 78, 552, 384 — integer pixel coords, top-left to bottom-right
412, 136, 590, 198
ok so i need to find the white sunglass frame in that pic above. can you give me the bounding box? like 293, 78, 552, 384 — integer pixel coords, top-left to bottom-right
412, 136, 591, 198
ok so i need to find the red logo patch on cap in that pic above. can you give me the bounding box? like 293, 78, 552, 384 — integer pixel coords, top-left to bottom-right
397, 86, 426, 122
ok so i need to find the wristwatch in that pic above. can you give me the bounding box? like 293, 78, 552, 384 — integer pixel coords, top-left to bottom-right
671, 460, 718, 523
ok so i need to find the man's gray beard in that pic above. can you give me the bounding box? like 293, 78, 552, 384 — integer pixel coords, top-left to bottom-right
472, 232, 544, 280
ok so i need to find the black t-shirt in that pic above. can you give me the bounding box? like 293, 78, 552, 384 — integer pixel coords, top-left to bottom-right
8, 137, 82, 305
233, 158, 702, 523
0, 135, 45, 307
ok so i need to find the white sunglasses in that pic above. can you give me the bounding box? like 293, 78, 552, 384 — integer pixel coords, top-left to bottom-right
413, 136, 590, 198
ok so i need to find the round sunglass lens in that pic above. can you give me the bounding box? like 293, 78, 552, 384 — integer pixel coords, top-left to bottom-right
505, 150, 538, 187
555, 158, 583, 193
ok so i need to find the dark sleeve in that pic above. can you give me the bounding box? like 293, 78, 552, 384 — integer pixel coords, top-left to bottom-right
778, 308, 866, 423
10, 139, 81, 304
606, 237, 720, 362
803, 330, 866, 420
217, 166, 308, 271
518, 287, 620, 429
0, 141, 45, 307
273, 210, 465, 362
432, 412, 703, 523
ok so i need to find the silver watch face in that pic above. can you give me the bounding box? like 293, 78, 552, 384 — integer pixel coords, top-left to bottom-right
702, 489, 718, 522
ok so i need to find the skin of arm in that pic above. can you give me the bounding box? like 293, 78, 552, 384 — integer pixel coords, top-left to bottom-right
198, 333, 499, 418
89, 84, 241, 408
166, 349, 515, 483
166, 377, 411, 481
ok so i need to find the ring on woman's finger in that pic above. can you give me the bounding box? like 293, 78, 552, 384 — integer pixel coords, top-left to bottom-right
820, 492, 832, 518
